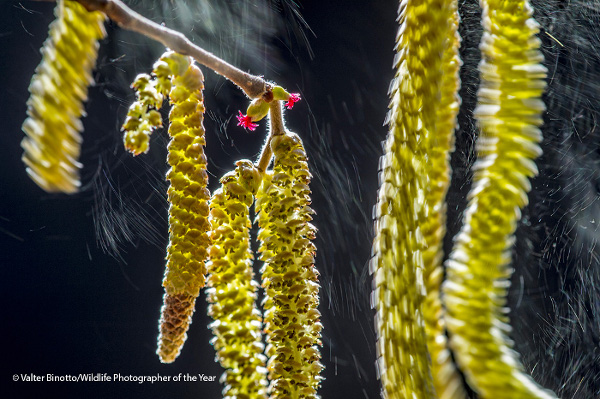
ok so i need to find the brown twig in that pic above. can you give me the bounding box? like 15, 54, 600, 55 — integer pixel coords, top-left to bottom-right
61, 0, 268, 99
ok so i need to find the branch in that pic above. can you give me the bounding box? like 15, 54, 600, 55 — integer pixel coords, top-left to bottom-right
62, 0, 269, 99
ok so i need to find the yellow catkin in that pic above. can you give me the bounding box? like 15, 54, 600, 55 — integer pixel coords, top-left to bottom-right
122, 73, 164, 155
256, 132, 323, 398
420, 2, 467, 399
442, 1, 556, 398
21, 0, 106, 193
206, 160, 268, 399
155, 52, 210, 363
370, 0, 450, 398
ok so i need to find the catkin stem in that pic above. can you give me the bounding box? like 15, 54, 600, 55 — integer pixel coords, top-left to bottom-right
256, 101, 285, 173
268, 101, 285, 137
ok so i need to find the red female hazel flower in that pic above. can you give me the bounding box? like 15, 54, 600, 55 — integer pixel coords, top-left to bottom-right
237, 110, 258, 131
285, 93, 301, 109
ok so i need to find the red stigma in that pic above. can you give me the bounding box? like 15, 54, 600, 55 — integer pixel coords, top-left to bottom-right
285, 93, 301, 109
236, 111, 258, 131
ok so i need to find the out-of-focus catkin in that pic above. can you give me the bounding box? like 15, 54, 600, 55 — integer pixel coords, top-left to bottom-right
442, 1, 556, 398
21, 0, 106, 193
256, 132, 323, 398
370, 1, 451, 398
420, 2, 466, 399
206, 160, 268, 399
153, 52, 211, 364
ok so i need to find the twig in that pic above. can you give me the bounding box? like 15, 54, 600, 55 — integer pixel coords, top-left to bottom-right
59, 0, 268, 99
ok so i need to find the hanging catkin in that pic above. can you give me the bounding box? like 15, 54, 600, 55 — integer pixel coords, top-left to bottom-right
122, 73, 164, 156
21, 0, 106, 193
370, 0, 452, 397
149, 52, 211, 364
442, 1, 556, 398
206, 160, 268, 399
256, 132, 323, 398
420, 2, 466, 399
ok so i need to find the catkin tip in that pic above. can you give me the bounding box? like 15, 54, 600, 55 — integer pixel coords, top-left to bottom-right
157, 292, 197, 363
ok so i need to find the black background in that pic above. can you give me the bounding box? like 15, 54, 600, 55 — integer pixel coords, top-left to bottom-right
1, 1, 599, 398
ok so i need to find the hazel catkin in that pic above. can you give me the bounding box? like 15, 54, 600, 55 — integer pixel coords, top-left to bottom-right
206, 160, 268, 399
154, 52, 210, 364
442, 1, 556, 398
256, 132, 323, 398
21, 0, 106, 193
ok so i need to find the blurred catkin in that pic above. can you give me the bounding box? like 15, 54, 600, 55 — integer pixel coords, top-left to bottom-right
370, 0, 453, 397
206, 160, 268, 398
152, 52, 211, 363
21, 0, 106, 193
419, 2, 467, 399
257, 132, 323, 398
442, 1, 556, 398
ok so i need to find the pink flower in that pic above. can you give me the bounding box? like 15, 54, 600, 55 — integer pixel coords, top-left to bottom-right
285, 93, 301, 109
236, 110, 258, 131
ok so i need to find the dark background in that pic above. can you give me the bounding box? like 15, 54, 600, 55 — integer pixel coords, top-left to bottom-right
1, 1, 599, 398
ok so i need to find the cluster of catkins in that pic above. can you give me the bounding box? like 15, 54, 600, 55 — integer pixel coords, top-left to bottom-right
122, 51, 322, 398
20, 0, 323, 394
371, 0, 556, 398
